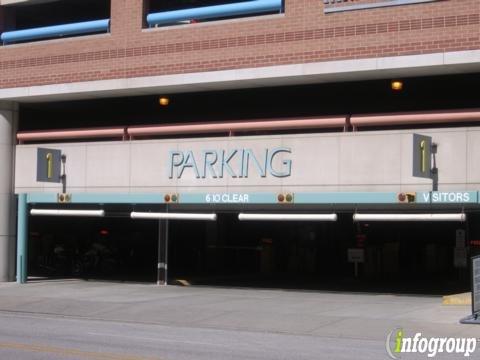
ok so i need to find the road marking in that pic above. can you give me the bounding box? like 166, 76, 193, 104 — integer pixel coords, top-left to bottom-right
0, 342, 162, 360
88, 332, 229, 348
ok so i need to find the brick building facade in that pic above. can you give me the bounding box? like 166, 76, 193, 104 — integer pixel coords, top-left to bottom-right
0, 0, 478, 89
1, 0, 480, 285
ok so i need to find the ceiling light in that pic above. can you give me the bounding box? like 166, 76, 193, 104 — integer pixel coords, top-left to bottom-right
391, 80, 403, 91
159, 96, 170, 106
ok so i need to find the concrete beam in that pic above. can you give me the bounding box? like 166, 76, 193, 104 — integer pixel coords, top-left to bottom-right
0, 50, 480, 103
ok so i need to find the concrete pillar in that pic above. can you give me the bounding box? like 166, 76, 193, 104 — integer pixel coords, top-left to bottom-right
111, 0, 144, 37
0, 101, 17, 282
157, 219, 168, 286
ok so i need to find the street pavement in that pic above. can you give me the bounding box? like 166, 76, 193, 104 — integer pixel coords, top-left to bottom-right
0, 280, 478, 359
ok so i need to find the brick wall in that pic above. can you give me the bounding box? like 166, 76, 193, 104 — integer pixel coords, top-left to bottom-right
0, 0, 479, 89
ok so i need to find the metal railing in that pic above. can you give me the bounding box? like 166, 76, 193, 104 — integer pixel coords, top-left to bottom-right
16, 109, 480, 144
146, 0, 282, 27
1, 18, 110, 45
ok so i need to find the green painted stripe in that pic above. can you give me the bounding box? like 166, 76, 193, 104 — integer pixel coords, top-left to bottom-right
27, 193, 57, 204
26, 191, 480, 205
27, 192, 166, 204
294, 192, 398, 204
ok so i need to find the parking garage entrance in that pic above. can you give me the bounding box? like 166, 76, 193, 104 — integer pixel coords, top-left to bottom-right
24, 200, 476, 295
28, 212, 159, 282
167, 210, 474, 294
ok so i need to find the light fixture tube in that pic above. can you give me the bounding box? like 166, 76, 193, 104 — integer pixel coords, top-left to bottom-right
353, 213, 466, 222
238, 213, 337, 221
30, 209, 105, 217
131, 212, 217, 221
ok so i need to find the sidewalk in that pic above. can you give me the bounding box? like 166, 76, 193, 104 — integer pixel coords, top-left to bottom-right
0, 279, 478, 341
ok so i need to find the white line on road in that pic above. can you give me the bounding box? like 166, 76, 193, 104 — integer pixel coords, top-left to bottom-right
87, 332, 231, 348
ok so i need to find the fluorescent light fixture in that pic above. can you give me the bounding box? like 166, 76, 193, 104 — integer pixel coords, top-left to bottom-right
131, 212, 217, 221
353, 213, 466, 222
238, 213, 338, 221
30, 209, 105, 217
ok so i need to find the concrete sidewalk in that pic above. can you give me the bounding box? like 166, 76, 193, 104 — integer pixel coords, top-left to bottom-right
0, 279, 478, 341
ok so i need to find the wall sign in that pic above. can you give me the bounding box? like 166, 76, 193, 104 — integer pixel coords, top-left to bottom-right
205, 193, 250, 203
178, 192, 278, 204
460, 255, 480, 324
412, 134, 432, 179
348, 248, 365, 263
168, 147, 292, 179
36, 148, 61, 183
473, 256, 480, 315
416, 191, 478, 204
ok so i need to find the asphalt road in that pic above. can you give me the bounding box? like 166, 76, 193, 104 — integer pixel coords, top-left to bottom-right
0, 311, 391, 360
0, 281, 478, 359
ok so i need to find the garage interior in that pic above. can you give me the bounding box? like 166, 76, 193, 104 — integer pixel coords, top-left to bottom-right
26, 205, 477, 295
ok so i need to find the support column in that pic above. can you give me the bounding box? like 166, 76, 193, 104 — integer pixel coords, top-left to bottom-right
0, 101, 17, 282
111, 0, 144, 36
156, 219, 169, 286
16, 194, 27, 284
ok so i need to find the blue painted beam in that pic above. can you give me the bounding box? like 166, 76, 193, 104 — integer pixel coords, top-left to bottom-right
27, 192, 166, 205
26, 191, 401, 205
16, 194, 28, 284
147, 0, 282, 27
294, 192, 400, 204
25, 191, 480, 206
1, 19, 110, 44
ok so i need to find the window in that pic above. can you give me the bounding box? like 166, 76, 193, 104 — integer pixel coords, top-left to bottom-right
1, 0, 110, 44
145, 0, 283, 28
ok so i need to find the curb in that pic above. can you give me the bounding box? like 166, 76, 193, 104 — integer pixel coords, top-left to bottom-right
442, 292, 471, 306
172, 279, 191, 286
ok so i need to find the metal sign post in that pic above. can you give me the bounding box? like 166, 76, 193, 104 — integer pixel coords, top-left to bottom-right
348, 248, 364, 278
460, 255, 480, 324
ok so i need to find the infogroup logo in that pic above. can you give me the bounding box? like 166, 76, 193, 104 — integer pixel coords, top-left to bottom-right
386, 328, 478, 359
